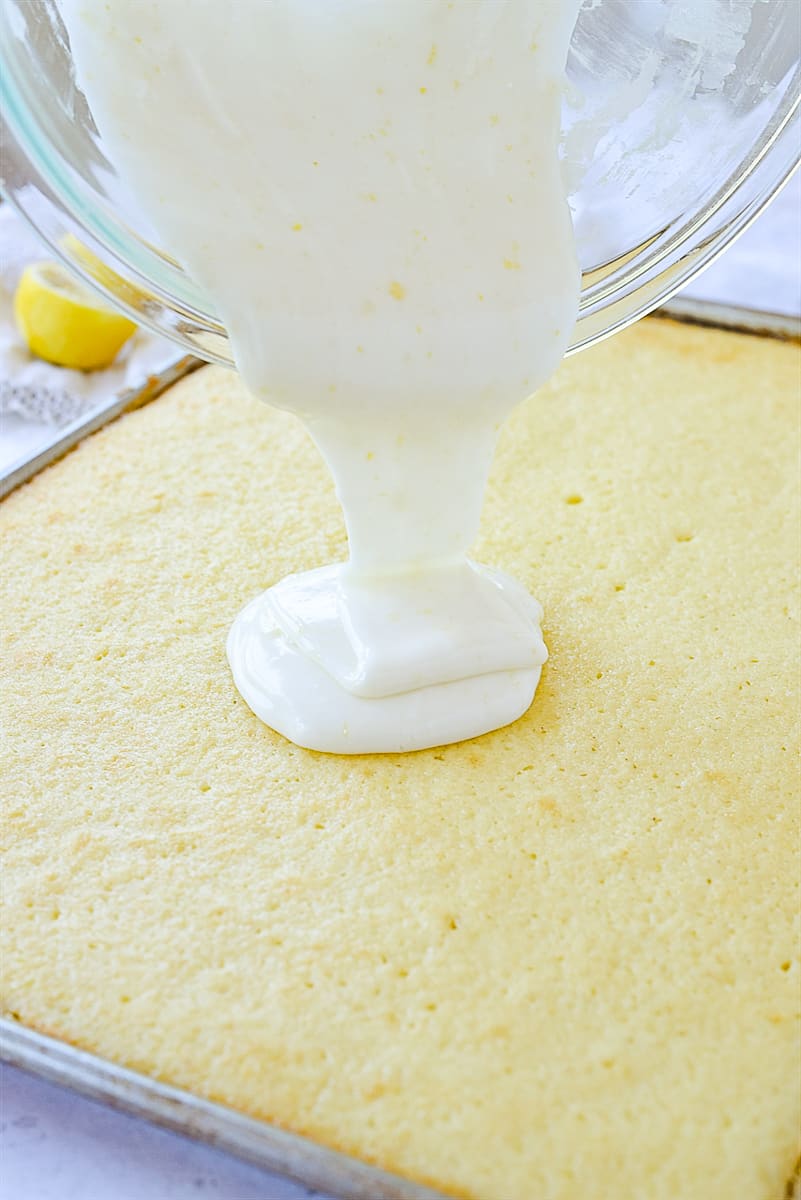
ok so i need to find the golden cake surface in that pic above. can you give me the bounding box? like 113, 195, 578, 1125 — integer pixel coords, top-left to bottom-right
2, 317, 799, 1200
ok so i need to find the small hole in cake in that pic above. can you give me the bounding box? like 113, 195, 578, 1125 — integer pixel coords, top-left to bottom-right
565, 494, 583, 505
199, 783, 211, 793
614, 583, 625, 592
780, 962, 791, 972
675, 532, 694, 543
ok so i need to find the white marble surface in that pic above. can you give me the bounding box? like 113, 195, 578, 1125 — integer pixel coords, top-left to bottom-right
681, 170, 800, 315
1, 1066, 323, 1200
1, 172, 799, 1200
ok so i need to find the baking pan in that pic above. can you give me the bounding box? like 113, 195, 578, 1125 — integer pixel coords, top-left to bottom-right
0, 355, 203, 501
2, 297, 799, 1199
0, 1018, 448, 1200
1, 298, 798, 503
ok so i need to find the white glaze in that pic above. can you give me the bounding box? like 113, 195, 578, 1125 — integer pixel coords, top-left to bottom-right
60, 0, 582, 753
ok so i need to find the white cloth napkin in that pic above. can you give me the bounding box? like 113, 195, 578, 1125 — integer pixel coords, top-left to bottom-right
0, 206, 179, 427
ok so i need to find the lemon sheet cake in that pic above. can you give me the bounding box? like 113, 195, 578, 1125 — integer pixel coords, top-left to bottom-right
1, 317, 799, 1200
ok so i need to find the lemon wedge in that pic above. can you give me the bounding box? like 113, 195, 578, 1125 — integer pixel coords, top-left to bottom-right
14, 261, 137, 370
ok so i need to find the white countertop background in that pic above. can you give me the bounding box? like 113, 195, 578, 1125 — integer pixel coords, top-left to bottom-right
2, 172, 799, 1200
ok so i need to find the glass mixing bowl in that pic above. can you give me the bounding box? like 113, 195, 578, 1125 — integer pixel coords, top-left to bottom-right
1, 0, 799, 363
